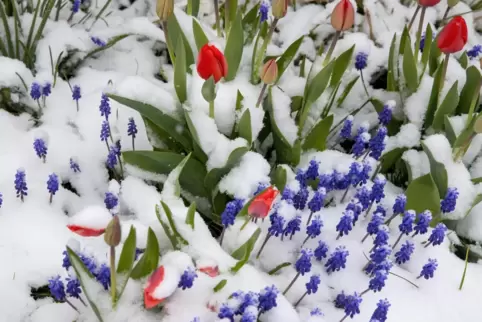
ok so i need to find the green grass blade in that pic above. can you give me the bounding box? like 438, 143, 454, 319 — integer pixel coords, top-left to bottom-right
89, 0, 111, 30
0, 0, 15, 57
23, 0, 42, 63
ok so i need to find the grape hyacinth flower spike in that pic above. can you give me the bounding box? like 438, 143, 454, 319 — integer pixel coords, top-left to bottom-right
42, 82, 51, 107
282, 215, 301, 240
283, 249, 313, 295
467, 44, 482, 59
369, 126, 387, 160
340, 115, 354, 140
48, 276, 78, 312
425, 223, 448, 248
339, 292, 362, 322
336, 210, 354, 239
361, 212, 384, 242
91, 36, 106, 47
441, 187, 459, 213
355, 51, 370, 97
30, 82, 42, 110
47, 173, 59, 203
259, 0, 269, 23
259, 285, 279, 313
392, 210, 416, 249
0, 192, 3, 208
325, 246, 349, 273
379, 101, 395, 126
70, 157, 81, 173
178, 267, 198, 290
306, 187, 326, 224
417, 258, 438, 280
72, 85, 81, 111
413, 210, 432, 236
394, 240, 415, 264
385, 193, 407, 226
219, 198, 244, 245
99, 93, 111, 119
302, 215, 323, 246
33, 137, 48, 162
104, 192, 119, 214
370, 298, 391, 322
295, 274, 321, 307
15, 169, 28, 202
352, 125, 370, 158
127, 117, 138, 150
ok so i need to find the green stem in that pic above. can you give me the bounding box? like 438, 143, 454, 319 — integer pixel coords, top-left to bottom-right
407, 5, 420, 31
162, 20, 175, 66
306, 211, 314, 226
256, 233, 272, 258
256, 84, 267, 107
213, 0, 222, 37
110, 246, 117, 307
323, 31, 340, 66
282, 272, 300, 295
54, 0, 61, 21
442, 6, 451, 23
252, 18, 279, 84
459, 246, 470, 290
413, 6, 426, 63
209, 100, 215, 118
360, 70, 370, 98
440, 53, 450, 93
132, 136, 135, 151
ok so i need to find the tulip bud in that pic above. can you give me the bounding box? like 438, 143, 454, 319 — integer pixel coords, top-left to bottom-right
272, 0, 288, 19
156, 0, 173, 22
418, 0, 441, 6
197, 44, 228, 83
104, 215, 121, 247
331, 0, 355, 31
447, 0, 459, 7
474, 117, 482, 134
437, 16, 468, 54
259, 59, 278, 84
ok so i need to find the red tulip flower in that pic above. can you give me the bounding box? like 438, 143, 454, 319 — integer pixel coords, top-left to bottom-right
331, 0, 355, 31
248, 186, 279, 219
67, 225, 105, 237
196, 44, 228, 83
199, 266, 219, 277
144, 265, 179, 309
67, 206, 112, 237
418, 0, 440, 6
437, 16, 468, 54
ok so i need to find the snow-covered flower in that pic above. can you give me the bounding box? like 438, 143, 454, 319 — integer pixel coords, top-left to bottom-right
371, 175, 386, 203
14, 169, 28, 201
295, 169, 307, 187
281, 187, 295, 202
355, 186, 371, 210
352, 126, 370, 157
106, 146, 118, 169
253, 182, 269, 195
178, 267, 197, 290
368, 269, 388, 292
314, 240, 329, 261
268, 212, 285, 237
378, 103, 393, 126
370, 245, 392, 264
355, 52, 368, 70
48, 275, 66, 301
340, 116, 353, 139
305, 160, 320, 180
218, 303, 235, 320
67, 205, 111, 237
395, 240, 415, 264
440, 187, 459, 213
144, 265, 179, 309
325, 246, 349, 273
221, 199, 244, 227
30, 82, 41, 100
426, 223, 448, 247
343, 292, 362, 318
248, 186, 278, 219
346, 200, 362, 224
66, 276, 82, 298
293, 186, 309, 210
127, 117, 138, 138
334, 291, 347, 308
70, 157, 81, 173
418, 258, 438, 279
33, 138, 48, 161
306, 215, 323, 239
367, 212, 384, 236
369, 126, 387, 160
371, 299, 391, 322
259, 285, 279, 313
308, 188, 325, 212
96, 263, 111, 290
374, 225, 390, 247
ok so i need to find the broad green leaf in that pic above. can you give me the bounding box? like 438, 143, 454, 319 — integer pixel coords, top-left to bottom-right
330, 45, 355, 88
66, 247, 104, 321
161, 201, 188, 245
424, 63, 444, 128
143, 118, 185, 153
276, 36, 304, 82
242, 3, 260, 44
185, 202, 196, 229
224, 12, 244, 81
272, 165, 287, 192
444, 116, 457, 145
174, 39, 187, 103
156, 205, 179, 249
421, 142, 448, 198
380, 147, 407, 173
237, 109, 252, 144
225, 0, 238, 32
122, 151, 209, 198
231, 228, 261, 273
202, 77, 216, 102
213, 279, 227, 292
403, 38, 418, 92
302, 115, 333, 151
432, 81, 459, 131
429, 35, 442, 76
399, 26, 410, 56
108, 94, 192, 151
291, 96, 303, 112
420, 24, 433, 77
205, 147, 249, 192
183, 110, 209, 163
337, 76, 359, 107
387, 34, 397, 91
405, 173, 440, 215
192, 19, 209, 50
187, 0, 200, 17
167, 14, 194, 68
457, 66, 482, 115
0, 0, 14, 57
166, 153, 192, 197
116, 226, 136, 300
459, 51, 468, 69
130, 228, 159, 279
370, 97, 384, 113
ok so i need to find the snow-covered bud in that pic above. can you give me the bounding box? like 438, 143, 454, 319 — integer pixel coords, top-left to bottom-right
331, 0, 355, 31
104, 215, 121, 247
156, 0, 173, 21
260, 59, 278, 84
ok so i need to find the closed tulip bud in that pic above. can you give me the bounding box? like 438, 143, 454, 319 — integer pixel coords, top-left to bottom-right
272, 0, 288, 18
156, 0, 173, 22
197, 44, 228, 83
331, 0, 355, 31
437, 16, 468, 54
260, 59, 278, 84
104, 215, 121, 247
418, 0, 440, 6
447, 0, 459, 7
474, 117, 482, 133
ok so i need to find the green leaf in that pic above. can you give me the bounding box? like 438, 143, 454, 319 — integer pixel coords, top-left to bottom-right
242, 3, 260, 44
108, 94, 192, 151
231, 228, 261, 273
387, 34, 397, 91
187, 0, 200, 17
432, 81, 459, 131
421, 142, 448, 199
405, 173, 441, 215
237, 109, 252, 144
116, 226, 137, 300
399, 26, 410, 56
130, 228, 160, 279
272, 165, 287, 192
459, 51, 468, 69
192, 19, 209, 50
420, 24, 433, 76
298, 61, 334, 132
161, 201, 188, 245
173, 39, 187, 103
471, 177, 482, 184
122, 151, 209, 198
403, 38, 418, 92
235, 90, 244, 111
276, 36, 304, 82
224, 12, 243, 81
204, 147, 249, 192
380, 147, 407, 173
321, 83, 340, 118
225, 0, 238, 32
213, 279, 227, 292
429, 35, 442, 76
336, 76, 359, 107
166, 153, 192, 197
268, 262, 291, 275
66, 247, 104, 321
183, 110, 209, 163
167, 14, 194, 68
424, 63, 444, 128
330, 45, 355, 88
156, 205, 179, 249
84, 34, 130, 61
444, 116, 457, 145
457, 66, 482, 115
185, 202, 196, 229
202, 77, 216, 102
302, 115, 333, 151
290, 96, 303, 112
464, 193, 482, 218
142, 118, 185, 153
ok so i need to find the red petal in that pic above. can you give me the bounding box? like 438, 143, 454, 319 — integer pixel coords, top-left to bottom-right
418, 0, 441, 6
144, 291, 165, 309
67, 225, 105, 237
248, 187, 279, 218
437, 16, 468, 54
331, 0, 354, 31
199, 266, 219, 277
196, 44, 227, 83
144, 266, 165, 309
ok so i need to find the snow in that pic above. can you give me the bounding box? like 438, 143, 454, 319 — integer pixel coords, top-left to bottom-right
68, 205, 113, 229
151, 265, 181, 300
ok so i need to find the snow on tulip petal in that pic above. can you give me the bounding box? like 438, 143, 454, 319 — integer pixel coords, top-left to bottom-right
437, 16, 468, 54
248, 186, 279, 218
144, 265, 180, 309
196, 44, 228, 83
67, 206, 112, 237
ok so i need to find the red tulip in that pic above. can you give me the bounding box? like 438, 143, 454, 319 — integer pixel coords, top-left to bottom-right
196, 44, 228, 83
418, 0, 440, 6
437, 16, 468, 54
144, 266, 166, 309
67, 206, 112, 237
67, 225, 105, 237
331, 0, 355, 31
199, 266, 219, 277
248, 186, 279, 219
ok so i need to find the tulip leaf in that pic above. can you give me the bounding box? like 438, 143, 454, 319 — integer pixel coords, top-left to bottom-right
213, 279, 227, 292
387, 33, 397, 91
165, 153, 192, 198
242, 3, 260, 44
202, 77, 216, 102
432, 81, 459, 132
457, 66, 482, 116
337, 76, 359, 107
444, 116, 457, 145
108, 94, 192, 152
142, 117, 186, 153
183, 110, 209, 163
187, 0, 200, 17
429, 35, 442, 76
122, 151, 209, 199
161, 201, 189, 245
421, 142, 448, 199
156, 204, 179, 249
192, 19, 208, 51
167, 14, 194, 69
403, 38, 418, 92
291, 96, 303, 112
424, 63, 444, 129
453, 115, 477, 148
268, 262, 291, 275
420, 24, 433, 78
272, 165, 287, 192
399, 26, 410, 56
116, 226, 136, 301
276, 36, 304, 82
405, 173, 441, 215
459, 51, 469, 69
330, 45, 355, 88
224, 11, 243, 81
225, 0, 238, 32
464, 194, 482, 218
321, 83, 340, 118
380, 147, 407, 173
185, 202, 196, 229
66, 247, 104, 321
174, 39, 187, 103
237, 109, 252, 144
231, 228, 261, 273
204, 147, 249, 193
235, 90, 244, 111
250, 21, 268, 83
130, 228, 160, 279
302, 114, 333, 152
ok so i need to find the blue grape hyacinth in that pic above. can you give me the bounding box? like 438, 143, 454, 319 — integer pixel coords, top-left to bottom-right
178, 267, 197, 290
336, 210, 354, 238
283, 215, 301, 240
343, 292, 362, 319
15, 169, 28, 201
394, 240, 415, 264
371, 299, 391, 322
91, 36, 106, 47
268, 212, 285, 237
259, 0, 269, 22
30, 82, 41, 100
426, 223, 447, 247
70, 157, 81, 173
99, 93, 111, 119
467, 44, 482, 59
355, 52, 368, 70
72, 0, 81, 12
221, 199, 244, 227
418, 258, 438, 280
369, 126, 387, 160
66, 276, 82, 298
314, 240, 329, 261
441, 187, 459, 213
340, 115, 353, 139
47, 173, 59, 203
33, 138, 48, 161
48, 275, 66, 301
259, 285, 279, 313
295, 249, 314, 275
413, 210, 432, 236
104, 192, 118, 212
325, 246, 349, 273
378, 102, 393, 126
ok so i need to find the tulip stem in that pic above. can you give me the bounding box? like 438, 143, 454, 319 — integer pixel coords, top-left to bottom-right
413, 6, 426, 63
252, 18, 279, 84
323, 31, 340, 66
256, 84, 268, 107
161, 20, 176, 66
442, 7, 451, 23
407, 5, 420, 32
110, 246, 117, 308
213, 0, 222, 37
256, 233, 272, 259
440, 53, 450, 92
224, 0, 230, 33
209, 100, 215, 119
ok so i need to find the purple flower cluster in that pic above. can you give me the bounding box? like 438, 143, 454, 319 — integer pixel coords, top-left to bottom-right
218, 285, 279, 320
